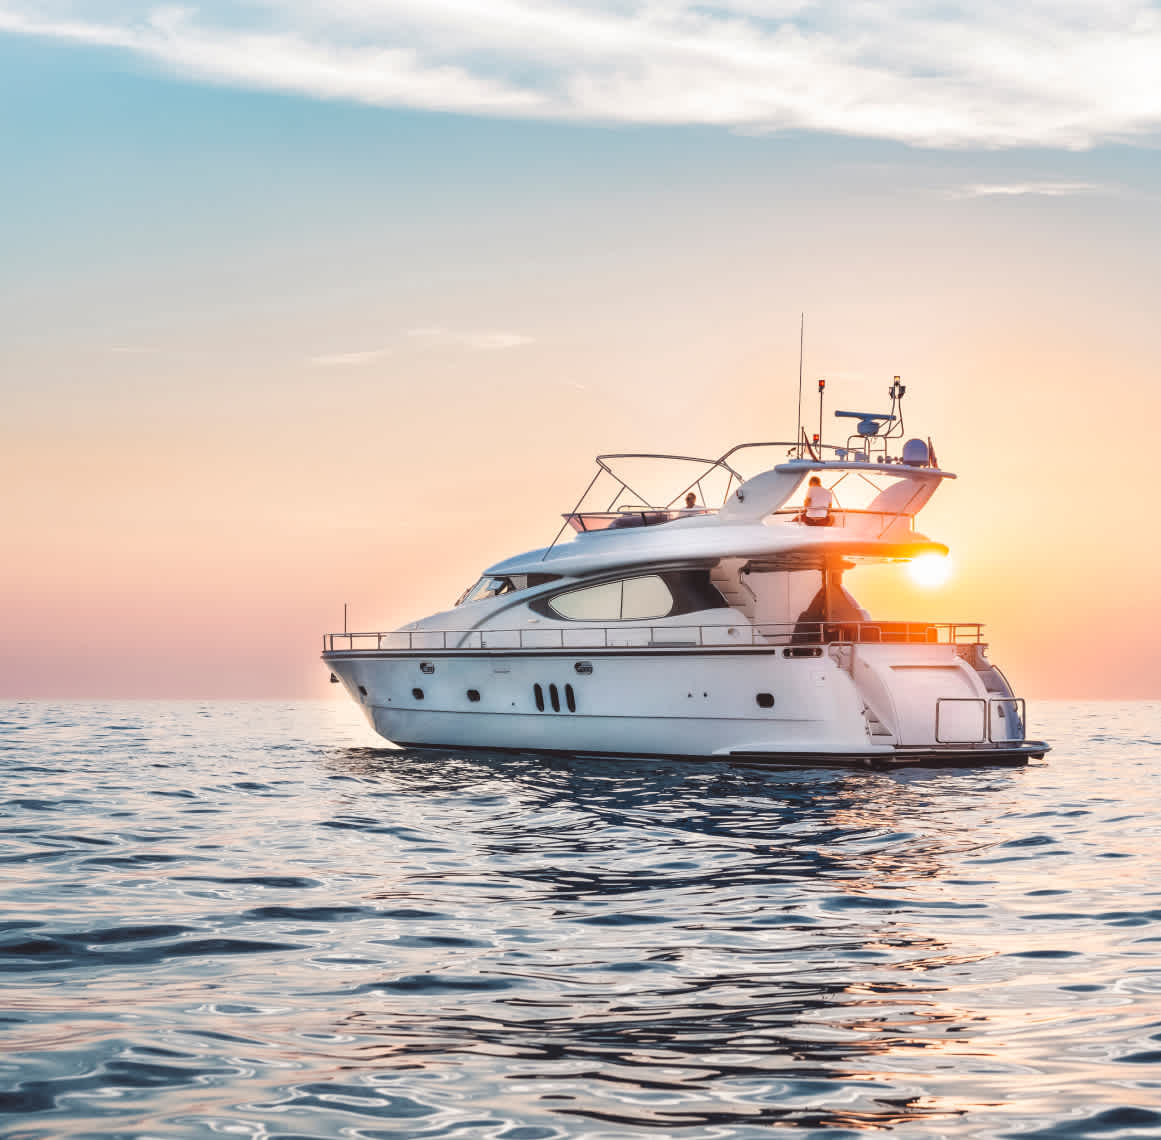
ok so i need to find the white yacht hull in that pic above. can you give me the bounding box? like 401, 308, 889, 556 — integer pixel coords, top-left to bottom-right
324, 644, 1045, 767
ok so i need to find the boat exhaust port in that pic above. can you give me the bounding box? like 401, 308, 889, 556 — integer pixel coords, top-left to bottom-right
531, 682, 578, 713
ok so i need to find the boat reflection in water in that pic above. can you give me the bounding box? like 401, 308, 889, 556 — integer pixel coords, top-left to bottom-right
314, 745, 1038, 1133
325, 379, 1048, 768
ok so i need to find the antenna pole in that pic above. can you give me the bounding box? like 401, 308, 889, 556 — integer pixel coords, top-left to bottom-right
817, 377, 826, 455
795, 313, 804, 458
344, 603, 348, 635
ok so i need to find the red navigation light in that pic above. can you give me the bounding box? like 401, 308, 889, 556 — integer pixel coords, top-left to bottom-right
818, 378, 826, 392
812, 433, 820, 443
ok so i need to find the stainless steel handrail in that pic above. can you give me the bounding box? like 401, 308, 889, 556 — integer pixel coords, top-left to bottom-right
323, 620, 985, 653
935, 696, 1027, 744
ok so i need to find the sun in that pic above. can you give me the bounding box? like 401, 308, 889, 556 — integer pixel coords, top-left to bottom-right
907, 553, 953, 588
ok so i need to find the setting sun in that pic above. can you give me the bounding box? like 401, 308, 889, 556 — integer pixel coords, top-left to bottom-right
907, 553, 954, 588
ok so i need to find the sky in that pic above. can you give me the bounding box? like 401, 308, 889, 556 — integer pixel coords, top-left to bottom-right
1, 1, 1159, 700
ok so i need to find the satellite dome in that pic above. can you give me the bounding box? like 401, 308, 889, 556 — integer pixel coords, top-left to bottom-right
901, 438, 929, 467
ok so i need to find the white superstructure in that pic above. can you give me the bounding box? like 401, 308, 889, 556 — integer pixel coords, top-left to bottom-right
323, 386, 1047, 767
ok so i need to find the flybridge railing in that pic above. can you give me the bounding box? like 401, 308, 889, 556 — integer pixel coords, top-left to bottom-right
323, 621, 984, 654
565, 507, 923, 535
548, 441, 850, 556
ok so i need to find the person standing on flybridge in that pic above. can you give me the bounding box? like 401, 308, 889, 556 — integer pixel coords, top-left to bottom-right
802, 476, 833, 526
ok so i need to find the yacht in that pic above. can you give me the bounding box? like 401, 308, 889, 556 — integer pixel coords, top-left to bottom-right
323, 381, 1048, 767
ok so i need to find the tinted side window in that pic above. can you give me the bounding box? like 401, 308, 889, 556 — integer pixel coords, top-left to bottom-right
548, 581, 623, 620
621, 575, 673, 619
547, 576, 673, 621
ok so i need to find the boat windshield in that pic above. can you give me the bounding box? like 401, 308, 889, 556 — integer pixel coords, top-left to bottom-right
456, 577, 517, 606
455, 573, 561, 607
565, 508, 709, 533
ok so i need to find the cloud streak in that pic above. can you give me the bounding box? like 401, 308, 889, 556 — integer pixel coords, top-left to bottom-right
310, 347, 393, 367
951, 181, 1112, 199
310, 328, 533, 365
2, 2, 1160, 149
407, 327, 534, 351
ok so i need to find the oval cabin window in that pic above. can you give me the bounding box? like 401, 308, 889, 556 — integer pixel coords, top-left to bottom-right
548, 576, 673, 621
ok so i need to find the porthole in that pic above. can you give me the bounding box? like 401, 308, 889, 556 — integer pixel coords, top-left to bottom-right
467, 689, 481, 703
549, 683, 560, 712
412, 688, 424, 700
756, 692, 774, 708
420, 662, 435, 675
574, 661, 593, 675
533, 683, 545, 712
783, 647, 823, 658
565, 683, 576, 712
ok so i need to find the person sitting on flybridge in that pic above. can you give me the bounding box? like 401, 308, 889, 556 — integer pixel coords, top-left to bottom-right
801, 476, 834, 526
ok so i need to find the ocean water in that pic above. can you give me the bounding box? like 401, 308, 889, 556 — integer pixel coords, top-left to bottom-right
1, 700, 1159, 1140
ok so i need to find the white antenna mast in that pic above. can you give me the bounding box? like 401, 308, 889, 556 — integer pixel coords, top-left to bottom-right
795, 313, 805, 457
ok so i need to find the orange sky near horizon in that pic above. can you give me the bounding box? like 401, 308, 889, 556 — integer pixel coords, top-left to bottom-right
4, 308, 1158, 702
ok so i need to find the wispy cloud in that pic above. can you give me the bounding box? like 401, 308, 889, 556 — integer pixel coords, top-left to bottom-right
2, 2, 1161, 149
407, 327, 533, 351
952, 181, 1111, 199
310, 328, 532, 365
310, 347, 392, 367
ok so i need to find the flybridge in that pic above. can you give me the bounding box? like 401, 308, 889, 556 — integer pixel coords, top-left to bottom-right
550, 378, 950, 548
554, 442, 953, 541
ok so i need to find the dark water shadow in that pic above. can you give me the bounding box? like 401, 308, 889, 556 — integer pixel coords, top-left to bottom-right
306, 747, 1025, 1132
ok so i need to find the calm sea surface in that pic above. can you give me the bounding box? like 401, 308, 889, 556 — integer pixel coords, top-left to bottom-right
2, 700, 1159, 1139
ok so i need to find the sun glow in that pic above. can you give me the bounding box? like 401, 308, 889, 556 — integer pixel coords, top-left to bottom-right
907, 553, 953, 588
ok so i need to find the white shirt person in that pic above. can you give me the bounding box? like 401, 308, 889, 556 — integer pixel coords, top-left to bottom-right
802, 476, 834, 526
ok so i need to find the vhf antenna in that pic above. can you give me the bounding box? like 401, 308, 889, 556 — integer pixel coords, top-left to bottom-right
886, 375, 906, 439
795, 313, 804, 458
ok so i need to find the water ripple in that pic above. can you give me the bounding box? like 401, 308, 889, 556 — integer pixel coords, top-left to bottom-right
1, 698, 1159, 1138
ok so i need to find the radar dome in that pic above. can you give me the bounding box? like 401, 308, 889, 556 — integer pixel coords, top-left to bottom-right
902, 438, 930, 467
